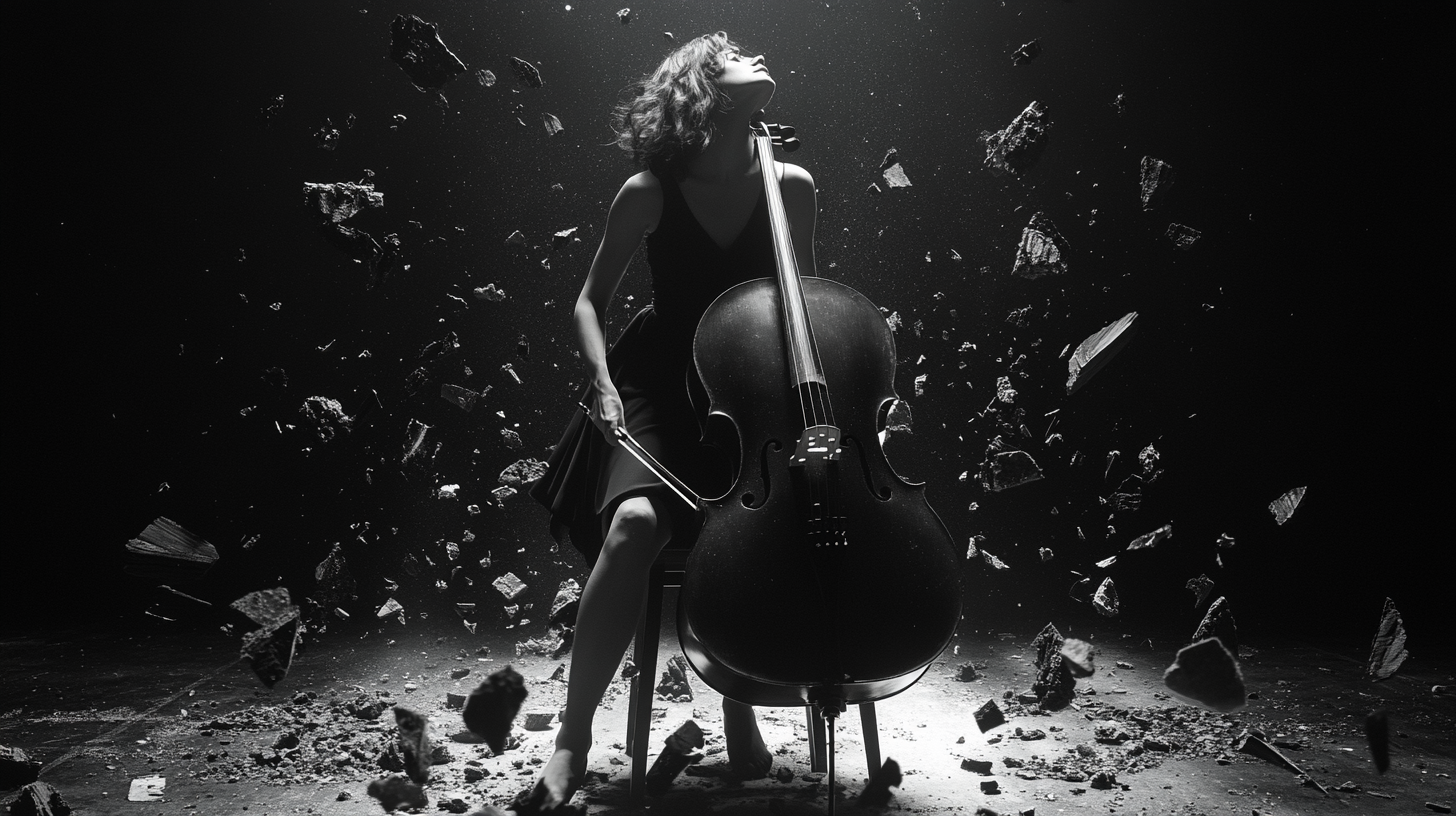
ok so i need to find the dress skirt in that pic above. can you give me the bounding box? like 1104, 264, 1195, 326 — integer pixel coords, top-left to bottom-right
529, 306, 729, 567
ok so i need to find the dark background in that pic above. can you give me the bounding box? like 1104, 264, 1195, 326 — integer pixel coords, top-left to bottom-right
7, 2, 1440, 652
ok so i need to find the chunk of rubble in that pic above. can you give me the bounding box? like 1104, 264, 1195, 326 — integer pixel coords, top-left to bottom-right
231, 588, 302, 688
655, 655, 694, 700
981, 447, 1044, 492
1066, 312, 1138, 395
617, 7, 632, 24
507, 56, 543, 88
880, 148, 912, 188
980, 101, 1050, 177
1011, 212, 1069, 279
1163, 637, 1246, 713
300, 396, 352, 442
476, 68, 496, 86
398, 419, 430, 466
974, 699, 1007, 733
492, 572, 527, 600
1139, 156, 1175, 211
367, 773, 427, 811
1269, 486, 1306, 525
9, 782, 72, 816
440, 384, 481, 412
1236, 734, 1327, 794
551, 227, 579, 250
388, 15, 467, 92
1011, 38, 1041, 66
473, 284, 506, 301
1185, 574, 1214, 608
1192, 596, 1238, 655
393, 706, 432, 784
1030, 623, 1074, 708
0, 746, 42, 788
303, 181, 384, 224
645, 720, 705, 792
1060, 638, 1096, 678
499, 458, 548, 486
1092, 578, 1119, 617
1039, 547, 1054, 562
1125, 522, 1172, 551
312, 543, 356, 610
1165, 222, 1201, 249
859, 757, 903, 806
1367, 597, 1409, 680
124, 517, 219, 582
521, 711, 554, 730
981, 550, 1011, 570
541, 113, 564, 136
461, 666, 527, 754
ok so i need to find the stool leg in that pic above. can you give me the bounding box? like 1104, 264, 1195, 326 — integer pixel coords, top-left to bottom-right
807, 706, 828, 773
859, 702, 881, 778
628, 567, 664, 804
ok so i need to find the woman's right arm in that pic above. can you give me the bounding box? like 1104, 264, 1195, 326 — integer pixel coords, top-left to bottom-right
574, 171, 661, 444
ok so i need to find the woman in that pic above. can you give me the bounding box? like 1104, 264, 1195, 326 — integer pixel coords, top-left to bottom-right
526, 31, 817, 811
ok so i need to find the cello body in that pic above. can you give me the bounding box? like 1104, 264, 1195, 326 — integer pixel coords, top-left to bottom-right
678, 274, 963, 708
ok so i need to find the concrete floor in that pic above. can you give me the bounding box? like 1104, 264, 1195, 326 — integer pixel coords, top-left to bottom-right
2, 608, 1452, 816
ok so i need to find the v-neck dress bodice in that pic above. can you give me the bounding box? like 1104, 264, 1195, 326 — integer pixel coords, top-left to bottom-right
530, 166, 778, 566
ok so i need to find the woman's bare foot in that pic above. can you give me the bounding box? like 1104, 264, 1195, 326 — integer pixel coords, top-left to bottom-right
517, 744, 587, 812
722, 698, 773, 778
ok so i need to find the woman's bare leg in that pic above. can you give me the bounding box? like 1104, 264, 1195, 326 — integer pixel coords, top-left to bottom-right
530, 496, 671, 810
722, 697, 773, 777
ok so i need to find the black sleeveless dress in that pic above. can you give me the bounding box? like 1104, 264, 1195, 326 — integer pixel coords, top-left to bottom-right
530, 163, 778, 567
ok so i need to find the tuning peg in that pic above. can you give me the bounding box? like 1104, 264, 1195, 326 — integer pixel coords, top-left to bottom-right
780, 136, 801, 153
775, 125, 796, 140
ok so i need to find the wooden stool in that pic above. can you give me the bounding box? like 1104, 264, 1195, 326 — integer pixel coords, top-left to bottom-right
624, 545, 883, 802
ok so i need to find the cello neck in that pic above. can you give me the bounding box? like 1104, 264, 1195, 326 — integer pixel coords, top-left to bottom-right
754, 130, 825, 389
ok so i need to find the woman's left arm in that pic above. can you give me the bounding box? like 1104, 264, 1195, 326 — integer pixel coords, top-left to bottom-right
780, 162, 818, 276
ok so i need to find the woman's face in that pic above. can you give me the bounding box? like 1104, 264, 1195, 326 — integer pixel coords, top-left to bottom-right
715, 48, 775, 110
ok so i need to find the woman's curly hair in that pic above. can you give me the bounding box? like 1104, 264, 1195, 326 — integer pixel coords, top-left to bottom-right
612, 32, 745, 173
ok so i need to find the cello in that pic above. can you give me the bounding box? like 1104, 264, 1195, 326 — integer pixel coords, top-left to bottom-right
677, 116, 963, 806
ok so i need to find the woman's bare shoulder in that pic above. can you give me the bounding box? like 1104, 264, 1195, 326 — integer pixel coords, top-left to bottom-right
777, 161, 815, 190
613, 170, 664, 234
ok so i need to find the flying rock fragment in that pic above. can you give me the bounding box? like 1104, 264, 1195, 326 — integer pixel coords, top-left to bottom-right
1092, 577, 1119, 617
980, 101, 1050, 177
388, 15, 467, 92
1367, 597, 1409, 681
645, 720, 704, 793
1269, 486, 1306, 525
507, 56, 543, 88
1066, 312, 1138, 395
124, 517, 219, 582
493, 572, 527, 600
499, 458, 548, 486
1139, 156, 1175, 211
858, 758, 903, 806
473, 283, 506, 301
1011, 212, 1069, 279
542, 113, 564, 136
1031, 623, 1074, 708
300, 396, 352, 442
476, 69, 496, 87
1163, 637, 1246, 713
232, 588, 301, 688
462, 666, 528, 754
551, 227, 579, 250
981, 550, 1010, 570
1192, 596, 1238, 656
440, 384, 481, 412
303, 181, 384, 223
1011, 38, 1041, 66
1060, 638, 1096, 677
974, 699, 1007, 733
1236, 734, 1326, 794
1125, 522, 1172, 551
880, 147, 913, 188
980, 438, 1044, 492
9, 782, 71, 816
313, 543, 356, 610
1165, 222, 1201, 249
367, 773, 427, 812
1185, 574, 1214, 608
617, 7, 632, 24
392, 706, 432, 784
0, 746, 41, 788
